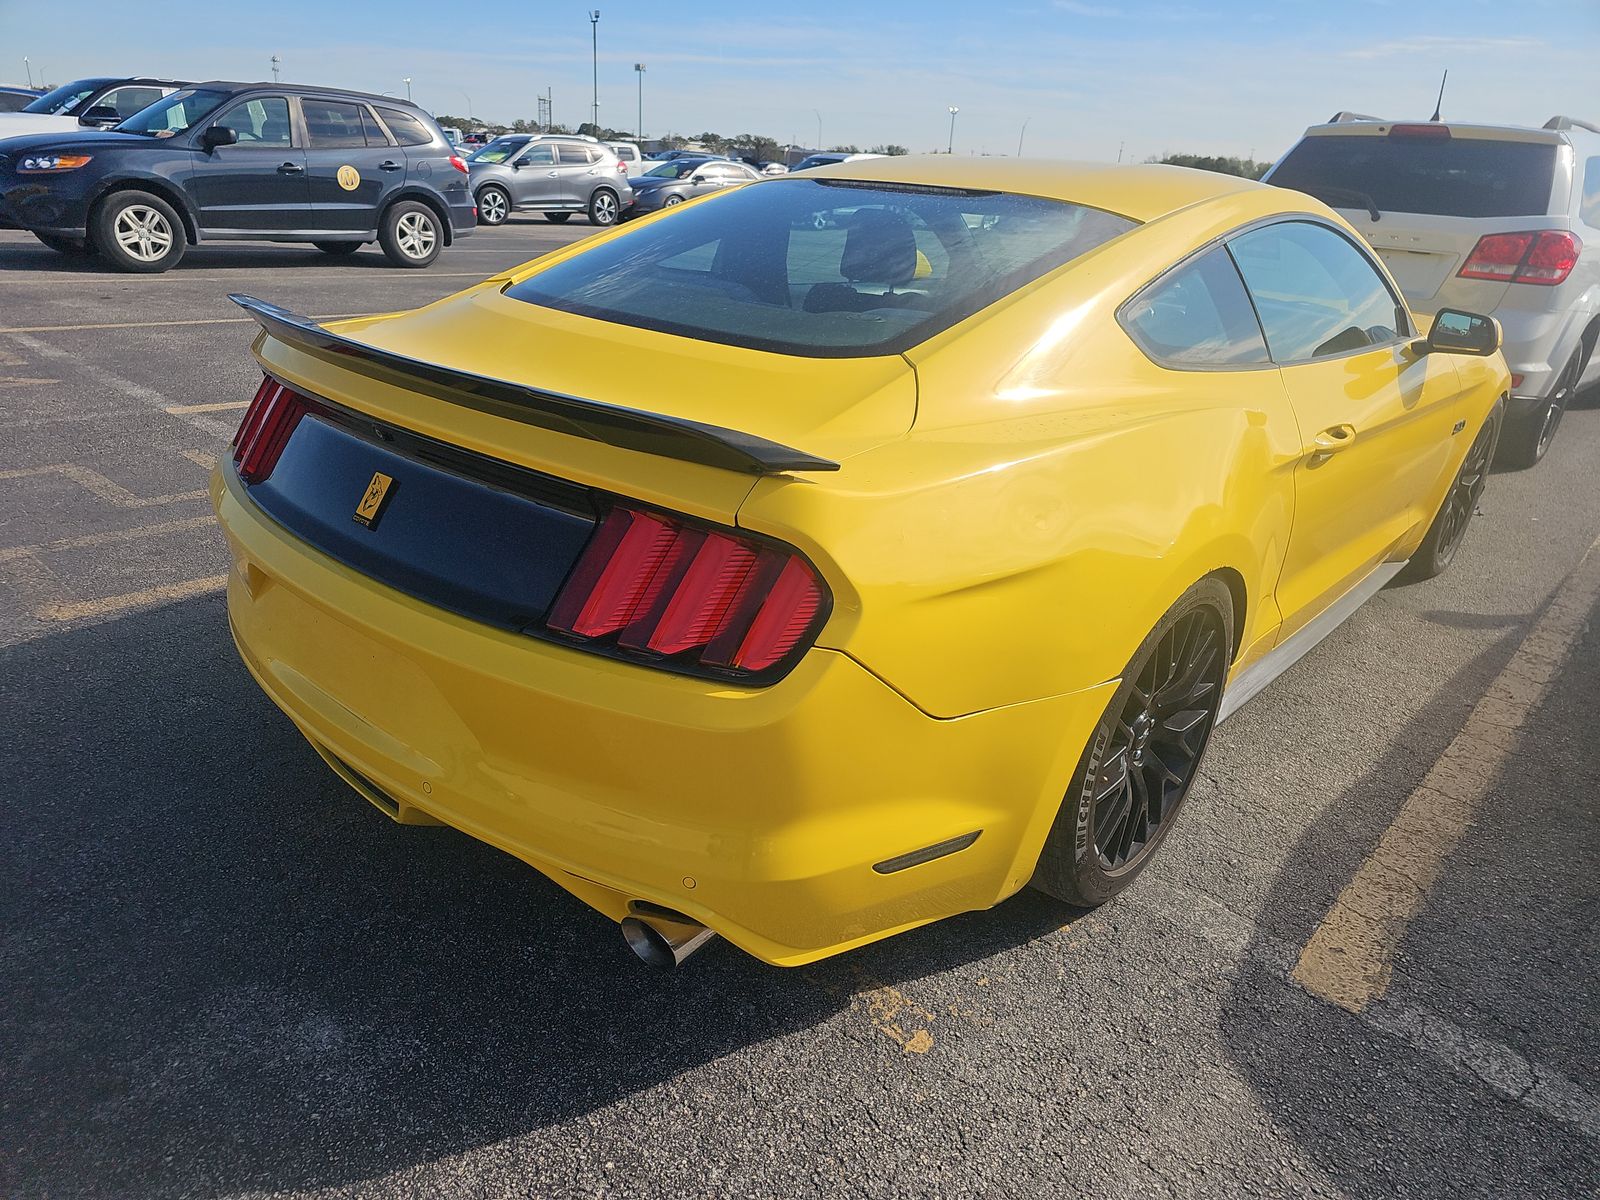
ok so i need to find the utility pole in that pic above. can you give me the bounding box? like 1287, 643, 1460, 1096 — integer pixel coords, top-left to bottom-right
634, 63, 645, 142
1017, 116, 1030, 157
23, 57, 33, 88
814, 109, 822, 152
271, 54, 280, 84
589, 10, 601, 130
1117, 140, 1124, 163
947, 106, 959, 154
403, 77, 412, 102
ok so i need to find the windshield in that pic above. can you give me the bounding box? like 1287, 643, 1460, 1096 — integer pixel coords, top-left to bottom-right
643, 161, 703, 179
22, 78, 109, 115
1269, 134, 1558, 219
506, 177, 1137, 357
115, 88, 229, 137
469, 137, 528, 164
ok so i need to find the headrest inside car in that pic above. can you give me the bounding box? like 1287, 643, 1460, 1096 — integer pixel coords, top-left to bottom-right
840, 209, 918, 285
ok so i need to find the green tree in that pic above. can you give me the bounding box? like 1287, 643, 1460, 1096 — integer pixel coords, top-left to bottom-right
1149, 153, 1272, 180
870, 143, 909, 156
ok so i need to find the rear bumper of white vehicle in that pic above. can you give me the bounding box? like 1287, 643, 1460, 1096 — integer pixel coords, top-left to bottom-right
1491, 303, 1597, 402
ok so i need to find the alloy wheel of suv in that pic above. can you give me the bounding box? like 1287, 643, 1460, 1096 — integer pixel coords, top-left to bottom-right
477, 185, 510, 226
588, 188, 620, 226
92, 190, 186, 273
1500, 347, 1582, 470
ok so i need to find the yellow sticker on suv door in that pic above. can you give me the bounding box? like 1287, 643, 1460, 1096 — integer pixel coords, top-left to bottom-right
336, 165, 361, 191
353, 471, 394, 527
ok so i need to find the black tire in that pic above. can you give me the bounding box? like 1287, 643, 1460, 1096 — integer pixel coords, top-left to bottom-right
476, 185, 511, 226
1497, 347, 1583, 470
1031, 578, 1233, 908
312, 241, 362, 256
378, 200, 443, 268
543, 212, 572, 224
90, 190, 185, 273
34, 231, 92, 256
1398, 400, 1502, 583
587, 187, 620, 226
664, 194, 686, 208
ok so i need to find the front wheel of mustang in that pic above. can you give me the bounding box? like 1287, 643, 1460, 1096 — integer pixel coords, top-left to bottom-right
1398, 400, 1502, 583
1032, 577, 1232, 908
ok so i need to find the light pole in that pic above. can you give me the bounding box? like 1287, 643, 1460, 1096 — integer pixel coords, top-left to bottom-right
1017, 116, 1030, 157
813, 108, 822, 151
23, 57, 32, 88
270, 54, 280, 84
634, 63, 645, 142
403, 77, 412, 101
947, 106, 959, 154
589, 10, 601, 131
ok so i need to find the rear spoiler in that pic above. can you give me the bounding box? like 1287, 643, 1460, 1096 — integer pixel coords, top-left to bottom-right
228, 294, 839, 476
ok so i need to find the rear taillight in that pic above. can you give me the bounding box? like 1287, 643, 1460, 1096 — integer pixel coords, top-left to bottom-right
546, 505, 828, 678
232, 377, 315, 483
1388, 123, 1451, 139
449, 155, 469, 174
1459, 230, 1582, 286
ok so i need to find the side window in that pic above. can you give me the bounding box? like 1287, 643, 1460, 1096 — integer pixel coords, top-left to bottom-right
360, 106, 391, 146
1122, 246, 1271, 367
1228, 221, 1405, 362
102, 86, 164, 118
1581, 157, 1600, 230
302, 99, 369, 149
556, 144, 592, 165
214, 97, 292, 146
377, 106, 434, 147
519, 144, 557, 166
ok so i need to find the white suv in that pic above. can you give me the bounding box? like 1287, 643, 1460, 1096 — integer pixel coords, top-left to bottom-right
1267, 114, 1600, 467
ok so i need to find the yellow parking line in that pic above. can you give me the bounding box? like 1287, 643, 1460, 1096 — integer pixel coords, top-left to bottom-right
36, 574, 227, 622
165, 401, 250, 414
1293, 533, 1600, 1013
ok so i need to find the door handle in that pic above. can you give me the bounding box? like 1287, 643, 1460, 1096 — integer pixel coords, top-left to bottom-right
379, 160, 403, 171
547, 171, 560, 177
277, 162, 304, 175
1309, 424, 1357, 463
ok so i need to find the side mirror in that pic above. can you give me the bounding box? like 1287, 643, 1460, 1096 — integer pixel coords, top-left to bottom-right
200, 125, 238, 149
1424, 308, 1501, 357
79, 105, 120, 126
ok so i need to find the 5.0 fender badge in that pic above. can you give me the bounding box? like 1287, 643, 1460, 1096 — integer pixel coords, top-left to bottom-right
354, 471, 396, 527
336, 164, 361, 191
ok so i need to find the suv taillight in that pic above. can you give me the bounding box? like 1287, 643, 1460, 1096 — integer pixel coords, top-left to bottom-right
546, 505, 829, 678
1458, 230, 1582, 286
449, 155, 469, 174
232, 376, 315, 483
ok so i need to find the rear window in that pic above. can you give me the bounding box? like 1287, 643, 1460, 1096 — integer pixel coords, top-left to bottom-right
1268, 134, 1557, 218
505, 178, 1137, 357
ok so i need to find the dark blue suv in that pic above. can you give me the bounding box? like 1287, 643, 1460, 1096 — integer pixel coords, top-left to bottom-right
0, 82, 475, 271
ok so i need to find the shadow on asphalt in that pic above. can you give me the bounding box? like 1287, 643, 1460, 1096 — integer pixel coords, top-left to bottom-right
0, 596, 1078, 1197
1218, 589, 1600, 1198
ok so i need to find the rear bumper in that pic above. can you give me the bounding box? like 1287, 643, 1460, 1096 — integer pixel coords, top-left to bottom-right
213, 465, 1112, 965
1493, 303, 1596, 402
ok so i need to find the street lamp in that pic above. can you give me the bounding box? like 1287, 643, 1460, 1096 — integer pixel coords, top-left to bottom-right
634, 63, 645, 142
813, 108, 822, 151
403, 77, 412, 101
589, 10, 601, 131
23, 57, 33, 88
270, 54, 280, 84
1017, 116, 1030, 157
947, 106, 959, 154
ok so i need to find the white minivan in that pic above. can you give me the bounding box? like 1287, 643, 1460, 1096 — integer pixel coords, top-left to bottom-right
1267, 114, 1600, 467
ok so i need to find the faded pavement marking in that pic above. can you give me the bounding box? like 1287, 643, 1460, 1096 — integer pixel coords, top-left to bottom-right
1293, 531, 1600, 1014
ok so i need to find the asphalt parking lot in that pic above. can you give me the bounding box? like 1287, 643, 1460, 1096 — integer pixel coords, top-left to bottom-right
2, 223, 1597, 1199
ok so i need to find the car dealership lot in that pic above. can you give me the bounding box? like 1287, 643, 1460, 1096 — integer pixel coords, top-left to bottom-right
1, 224, 1597, 1197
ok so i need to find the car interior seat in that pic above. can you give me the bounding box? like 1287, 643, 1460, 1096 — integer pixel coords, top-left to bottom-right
803, 209, 925, 313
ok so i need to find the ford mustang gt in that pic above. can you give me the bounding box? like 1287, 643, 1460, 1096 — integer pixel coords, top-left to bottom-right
213, 157, 1507, 967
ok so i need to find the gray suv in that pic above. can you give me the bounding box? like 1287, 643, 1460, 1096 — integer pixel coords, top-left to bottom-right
467, 134, 633, 227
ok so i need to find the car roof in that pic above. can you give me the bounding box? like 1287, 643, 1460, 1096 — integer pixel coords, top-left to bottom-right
192, 81, 433, 110
1296, 116, 1587, 146
802, 156, 1266, 223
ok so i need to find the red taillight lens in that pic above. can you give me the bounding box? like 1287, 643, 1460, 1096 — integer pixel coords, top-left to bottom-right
232, 376, 314, 483
1388, 123, 1451, 139
1459, 230, 1581, 286
547, 505, 828, 678
449, 154, 469, 174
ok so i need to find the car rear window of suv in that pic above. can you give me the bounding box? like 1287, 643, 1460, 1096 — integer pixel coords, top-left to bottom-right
1269, 134, 1558, 218
505, 178, 1137, 357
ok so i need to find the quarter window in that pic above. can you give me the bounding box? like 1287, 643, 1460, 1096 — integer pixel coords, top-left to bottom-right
302, 99, 370, 148
1581, 157, 1600, 230
1228, 221, 1405, 362
377, 106, 435, 147
214, 97, 292, 146
556, 144, 595, 165
1122, 247, 1270, 367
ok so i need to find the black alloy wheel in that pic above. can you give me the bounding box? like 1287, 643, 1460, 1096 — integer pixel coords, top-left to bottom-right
1400, 401, 1502, 583
1500, 348, 1581, 469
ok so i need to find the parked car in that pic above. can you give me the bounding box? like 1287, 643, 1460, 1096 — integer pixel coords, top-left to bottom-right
0, 86, 44, 114
1267, 113, 1600, 467
607, 140, 644, 175
467, 133, 631, 226
759, 161, 789, 175
0, 77, 189, 141
625, 156, 761, 215
789, 151, 885, 172
213, 158, 1505, 969
0, 82, 473, 270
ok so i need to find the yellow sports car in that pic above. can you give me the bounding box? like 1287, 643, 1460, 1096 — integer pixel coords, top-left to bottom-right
213, 157, 1507, 968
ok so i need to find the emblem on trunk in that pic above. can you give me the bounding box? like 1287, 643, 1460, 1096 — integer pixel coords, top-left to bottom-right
354, 471, 395, 528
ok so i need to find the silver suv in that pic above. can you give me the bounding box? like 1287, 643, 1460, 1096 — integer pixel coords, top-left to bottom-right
1267, 114, 1600, 467
467, 134, 633, 228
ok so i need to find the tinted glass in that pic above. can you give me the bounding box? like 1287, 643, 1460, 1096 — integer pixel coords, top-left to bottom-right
1269, 135, 1557, 219
116, 88, 228, 137
1123, 247, 1270, 367
645, 160, 699, 179
361, 107, 391, 146
213, 97, 291, 146
1229, 222, 1403, 362
518, 144, 556, 165
506, 178, 1137, 357
1581, 158, 1600, 230
379, 106, 435, 147
556, 144, 593, 164
22, 79, 107, 114
468, 135, 527, 162
303, 99, 369, 148
97, 86, 163, 118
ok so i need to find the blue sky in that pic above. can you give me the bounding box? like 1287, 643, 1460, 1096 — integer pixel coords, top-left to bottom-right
3, 1, 1596, 161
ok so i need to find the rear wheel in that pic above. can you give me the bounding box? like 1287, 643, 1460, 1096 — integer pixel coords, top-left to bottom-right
34, 231, 92, 256
92, 191, 185, 273
588, 188, 620, 226
1399, 401, 1502, 583
1032, 578, 1232, 908
663, 194, 686, 208
543, 212, 572, 224
476, 185, 510, 226
312, 240, 362, 256
1498, 347, 1582, 469
378, 200, 442, 268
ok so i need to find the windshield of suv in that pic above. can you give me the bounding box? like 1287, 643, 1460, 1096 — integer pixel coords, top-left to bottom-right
506, 177, 1137, 357
469, 137, 528, 164
21, 79, 108, 115
1269, 134, 1558, 218
115, 88, 229, 137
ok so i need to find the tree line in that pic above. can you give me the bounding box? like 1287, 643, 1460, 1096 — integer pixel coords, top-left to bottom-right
432, 115, 907, 159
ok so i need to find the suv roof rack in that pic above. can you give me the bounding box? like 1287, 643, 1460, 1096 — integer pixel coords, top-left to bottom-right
1327, 111, 1388, 124
1544, 115, 1600, 135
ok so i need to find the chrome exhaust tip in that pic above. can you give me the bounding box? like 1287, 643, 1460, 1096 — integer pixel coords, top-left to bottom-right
621, 905, 717, 968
